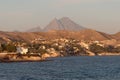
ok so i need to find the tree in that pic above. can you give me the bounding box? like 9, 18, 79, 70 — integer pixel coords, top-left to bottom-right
115, 46, 120, 53
1, 44, 6, 52
6, 43, 16, 52
0, 46, 2, 52
105, 45, 115, 53
89, 43, 104, 54
65, 45, 75, 56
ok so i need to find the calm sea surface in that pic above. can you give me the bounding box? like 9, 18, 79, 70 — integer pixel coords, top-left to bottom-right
0, 56, 120, 80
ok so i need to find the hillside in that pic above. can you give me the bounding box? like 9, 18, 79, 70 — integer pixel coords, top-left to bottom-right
58, 17, 85, 31
112, 32, 120, 41
0, 29, 114, 43
0, 32, 42, 43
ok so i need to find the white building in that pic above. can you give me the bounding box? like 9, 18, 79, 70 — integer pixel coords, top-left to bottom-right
17, 47, 28, 54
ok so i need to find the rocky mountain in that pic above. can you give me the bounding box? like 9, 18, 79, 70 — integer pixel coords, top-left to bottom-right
59, 17, 85, 31
43, 18, 63, 31
43, 17, 86, 31
26, 17, 86, 32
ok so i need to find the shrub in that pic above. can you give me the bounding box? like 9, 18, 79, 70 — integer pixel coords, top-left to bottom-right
89, 43, 104, 54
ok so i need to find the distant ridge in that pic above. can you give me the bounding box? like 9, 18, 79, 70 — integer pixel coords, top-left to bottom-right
26, 17, 86, 32
26, 26, 42, 32
0, 29, 117, 43
44, 17, 86, 32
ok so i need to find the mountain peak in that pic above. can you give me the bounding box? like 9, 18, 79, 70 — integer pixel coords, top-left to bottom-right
53, 17, 58, 21
44, 17, 86, 31
51, 18, 59, 24
43, 18, 63, 31
60, 17, 70, 20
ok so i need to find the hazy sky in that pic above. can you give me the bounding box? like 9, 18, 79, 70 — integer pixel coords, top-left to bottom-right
0, 0, 120, 33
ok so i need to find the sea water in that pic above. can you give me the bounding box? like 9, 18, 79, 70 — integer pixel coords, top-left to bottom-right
0, 56, 120, 80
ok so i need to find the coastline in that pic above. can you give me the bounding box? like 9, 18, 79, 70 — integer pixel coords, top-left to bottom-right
0, 52, 120, 63
97, 53, 120, 56
0, 53, 46, 63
